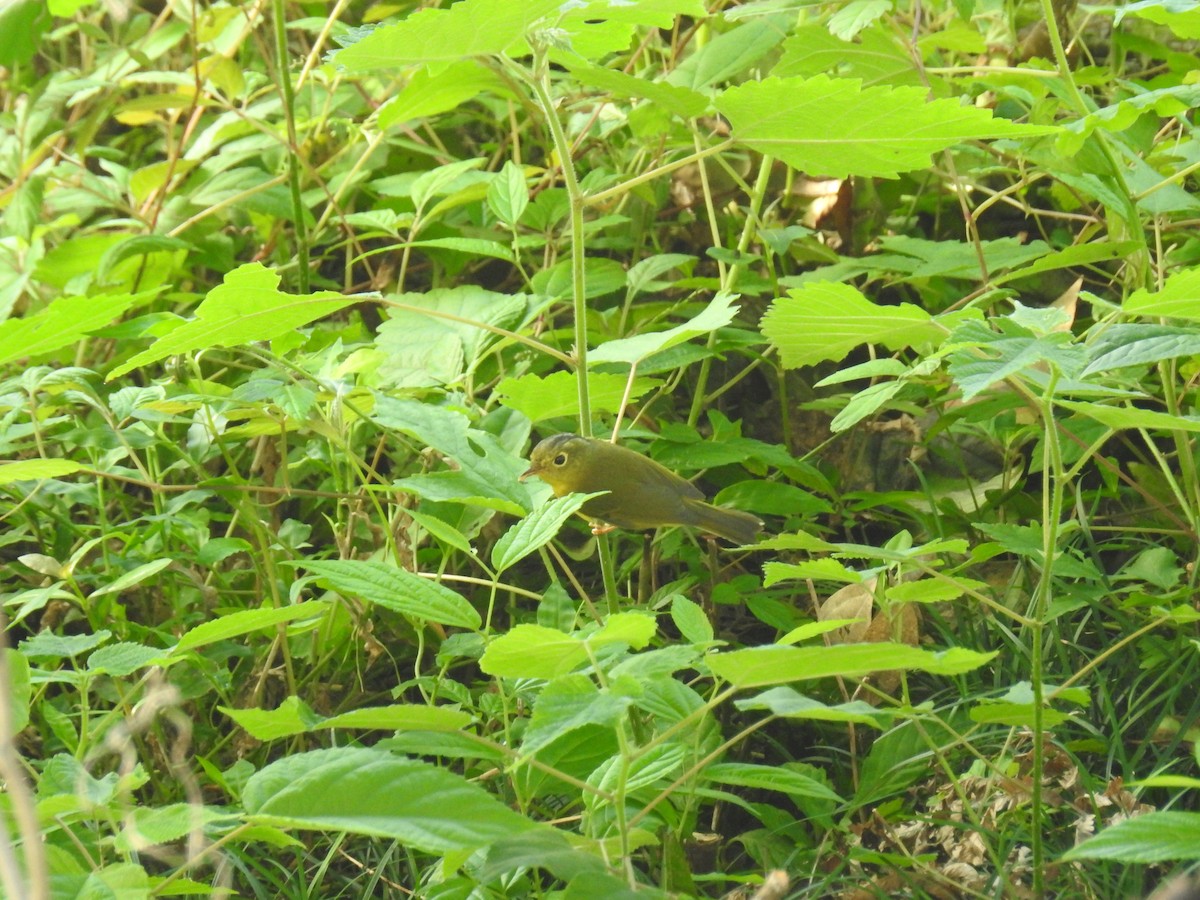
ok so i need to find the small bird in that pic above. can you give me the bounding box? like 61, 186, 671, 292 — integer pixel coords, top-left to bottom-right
521, 433, 762, 544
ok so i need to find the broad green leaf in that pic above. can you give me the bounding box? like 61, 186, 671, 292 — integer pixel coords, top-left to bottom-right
761, 282, 956, 368
520, 674, 633, 755
775, 24, 920, 87
1063, 811, 1200, 862
735, 687, 896, 725
885, 579, 965, 604
107, 263, 356, 380
1124, 266, 1200, 320
1054, 399, 1200, 433
716, 75, 1056, 179
994, 240, 1143, 285
946, 319, 1085, 400
492, 492, 604, 572
665, 15, 789, 91
113, 804, 230, 853
0, 459, 83, 484
336, 0, 555, 66
702, 761, 844, 802
487, 160, 530, 227
763, 559, 861, 586
481, 613, 655, 679
0, 290, 147, 367
670, 595, 713, 644
172, 601, 329, 653
243, 747, 537, 850
299, 559, 482, 630
1083, 324, 1200, 375
481, 624, 590, 678
715, 480, 832, 516
20, 630, 111, 660
376, 287, 527, 389
90, 558, 173, 598
479, 829, 611, 884
379, 60, 510, 127
495, 370, 660, 422
589, 292, 739, 364
403, 237, 514, 261
969, 701, 1070, 727
86, 642, 170, 676
224, 697, 472, 741
564, 62, 708, 119
708, 643, 998, 687
828, 0, 891, 40
375, 395, 531, 515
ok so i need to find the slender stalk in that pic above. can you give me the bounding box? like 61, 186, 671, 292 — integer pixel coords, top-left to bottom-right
271, 0, 309, 291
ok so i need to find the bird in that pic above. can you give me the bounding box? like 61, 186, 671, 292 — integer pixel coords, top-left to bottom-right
521, 433, 762, 544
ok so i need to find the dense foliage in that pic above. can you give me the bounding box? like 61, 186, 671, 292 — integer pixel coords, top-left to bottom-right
2, 0, 1200, 897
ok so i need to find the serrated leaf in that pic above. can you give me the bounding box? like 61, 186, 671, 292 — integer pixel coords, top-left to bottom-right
243, 747, 536, 850
716, 75, 1056, 179
0, 291, 147, 367
1083, 325, 1200, 375
492, 492, 604, 572
670, 595, 713, 644
379, 60, 509, 127
736, 686, 895, 726
761, 281, 959, 368
86, 642, 170, 676
90, 558, 173, 598
1124, 266, 1200, 320
107, 264, 356, 380
299, 560, 482, 630
172, 602, 329, 653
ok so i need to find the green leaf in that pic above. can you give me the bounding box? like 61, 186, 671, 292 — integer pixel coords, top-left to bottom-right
993, 240, 1142, 285
885, 579, 966, 604
589, 292, 739, 364
564, 62, 708, 119
670, 595, 713, 644
90, 558, 173, 598
946, 319, 1084, 400
1063, 811, 1200, 862
481, 613, 656, 679
0, 459, 84, 484
376, 287, 527, 389
224, 697, 472, 741
172, 601, 329, 653
1124, 266, 1200, 320
495, 370, 660, 423
702, 761, 844, 802
113, 804, 231, 853
761, 282, 960, 368
828, 0, 892, 40
375, 395, 531, 516
86, 642, 170, 676
492, 492, 604, 572
707, 643, 998, 687
487, 160, 530, 227
665, 15, 789, 91
520, 674, 633, 755
5, 651, 30, 734
775, 24, 921, 87
243, 747, 537, 850
1083, 325, 1200, 375
763, 559, 861, 586
334, 0, 564, 68
1054, 400, 1200, 433
0, 291, 146, 367
736, 686, 895, 725
715, 75, 1056, 179
107, 263, 356, 380
378, 60, 510, 127
299, 560, 482, 630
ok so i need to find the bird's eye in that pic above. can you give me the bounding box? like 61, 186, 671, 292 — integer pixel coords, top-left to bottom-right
553, 453, 568, 466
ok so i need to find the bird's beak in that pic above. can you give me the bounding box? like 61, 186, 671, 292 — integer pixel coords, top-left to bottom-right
519, 465, 537, 483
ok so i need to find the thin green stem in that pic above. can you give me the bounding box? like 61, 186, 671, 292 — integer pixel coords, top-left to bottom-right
271, 0, 309, 292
